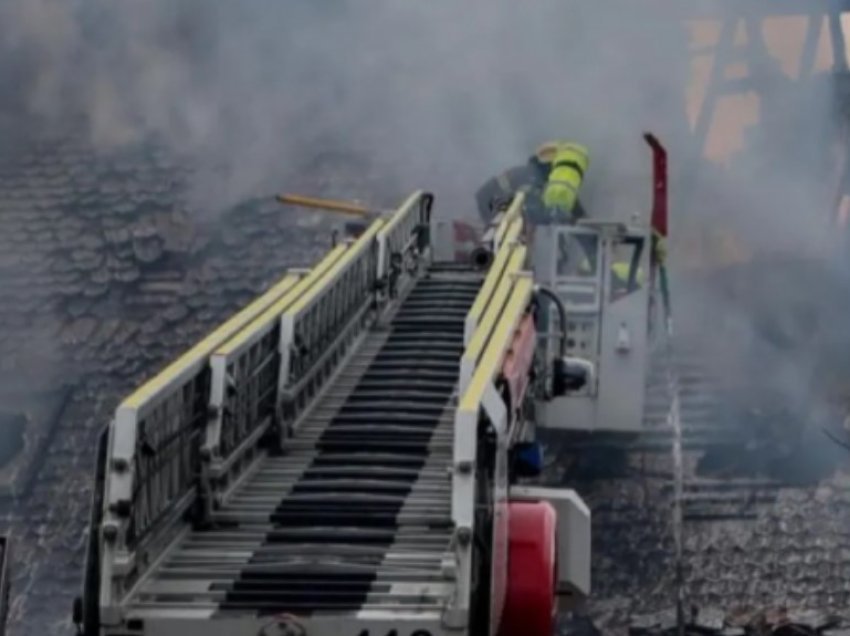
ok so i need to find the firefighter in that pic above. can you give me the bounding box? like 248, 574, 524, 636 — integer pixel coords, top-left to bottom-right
474, 141, 565, 225
561, 254, 645, 304
542, 142, 590, 224
611, 261, 648, 299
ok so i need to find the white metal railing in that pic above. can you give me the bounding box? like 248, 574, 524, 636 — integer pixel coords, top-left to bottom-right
443, 271, 535, 629
459, 245, 527, 396
94, 190, 434, 625
459, 229, 526, 394
98, 269, 308, 620
203, 192, 433, 496
492, 191, 525, 253
278, 192, 432, 419
376, 190, 432, 295
443, 206, 533, 628
462, 217, 524, 345
278, 219, 385, 420
202, 245, 349, 502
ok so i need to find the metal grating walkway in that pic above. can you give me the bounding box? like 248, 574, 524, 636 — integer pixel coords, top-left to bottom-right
126, 267, 483, 620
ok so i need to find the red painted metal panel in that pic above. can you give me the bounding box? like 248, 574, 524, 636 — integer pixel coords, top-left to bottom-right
644, 132, 667, 241
498, 500, 557, 636
500, 313, 536, 413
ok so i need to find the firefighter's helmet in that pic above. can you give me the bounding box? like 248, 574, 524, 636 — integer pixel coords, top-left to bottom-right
535, 140, 568, 164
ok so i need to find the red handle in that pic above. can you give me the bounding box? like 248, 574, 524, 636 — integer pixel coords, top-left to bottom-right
644, 132, 668, 239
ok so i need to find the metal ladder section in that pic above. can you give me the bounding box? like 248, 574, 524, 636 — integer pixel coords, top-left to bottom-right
125, 265, 484, 621
642, 342, 723, 443
644, 341, 781, 521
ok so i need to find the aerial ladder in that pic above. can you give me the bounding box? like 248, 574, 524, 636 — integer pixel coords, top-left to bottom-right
73, 135, 669, 636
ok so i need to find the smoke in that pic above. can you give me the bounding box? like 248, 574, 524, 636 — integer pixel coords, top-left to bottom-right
1, 0, 848, 462
672, 55, 850, 477
2, 0, 848, 455
0, 0, 695, 214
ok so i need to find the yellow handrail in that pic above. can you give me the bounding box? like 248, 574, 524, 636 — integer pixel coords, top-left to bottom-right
119, 271, 306, 411
214, 243, 350, 357
284, 218, 385, 318
493, 192, 525, 249
460, 275, 534, 412
380, 190, 424, 236
464, 246, 527, 366
465, 218, 524, 337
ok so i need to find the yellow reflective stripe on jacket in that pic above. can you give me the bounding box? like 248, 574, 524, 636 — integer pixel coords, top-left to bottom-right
545, 179, 578, 192
551, 146, 589, 174
543, 178, 580, 211
544, 145, 588, 212
558, 142, 590, 160
611, 262, 630, 281
612, 262, 646, 284
543, 185, 578, 212
654, 235, 668, 262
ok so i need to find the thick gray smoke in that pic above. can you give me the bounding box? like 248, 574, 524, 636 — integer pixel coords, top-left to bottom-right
670, 40, 850, 479
0, 1, 693, 215
2, 0, 849, 491
2, 0, 849, 465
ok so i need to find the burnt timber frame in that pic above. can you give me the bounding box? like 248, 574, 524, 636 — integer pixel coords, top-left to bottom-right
667, 0, 850, 220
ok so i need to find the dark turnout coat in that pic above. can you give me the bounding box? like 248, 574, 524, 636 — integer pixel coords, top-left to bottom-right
475, 157, 549, 224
